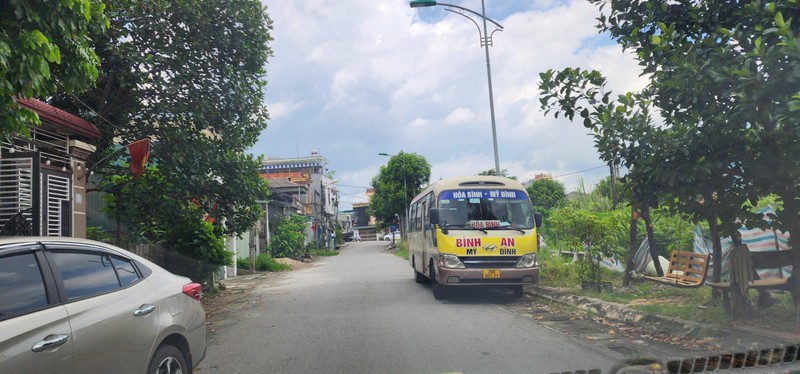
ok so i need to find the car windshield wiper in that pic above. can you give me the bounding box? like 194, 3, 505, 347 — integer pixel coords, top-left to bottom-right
441, 223, 487, 234
486, 226, 526, 234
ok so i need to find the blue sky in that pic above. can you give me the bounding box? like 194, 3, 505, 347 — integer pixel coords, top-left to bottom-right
255, 0, 647, 210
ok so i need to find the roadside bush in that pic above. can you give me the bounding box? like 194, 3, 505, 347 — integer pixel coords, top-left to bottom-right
394, 240, 409, 260
271, 215, 307, 258
310, 249, 339, 256
335, 225, 344, 245
548, 204, 626, 288
86, 226, 113, 243
304, 242, 317, 254
538, 248, 580, 286
255, 253, 292, 272
237, 257, 251, 269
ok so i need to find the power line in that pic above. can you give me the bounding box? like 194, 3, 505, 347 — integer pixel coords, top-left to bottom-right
338, 190, 369, 199
546, 165, 607, 180
54, 80, 128, 134
337, 183, 370, 189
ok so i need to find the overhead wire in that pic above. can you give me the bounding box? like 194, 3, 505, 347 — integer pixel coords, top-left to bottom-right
546, 165, 607, 179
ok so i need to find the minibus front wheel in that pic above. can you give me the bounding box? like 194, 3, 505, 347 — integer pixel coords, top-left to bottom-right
430, 265, 447, 300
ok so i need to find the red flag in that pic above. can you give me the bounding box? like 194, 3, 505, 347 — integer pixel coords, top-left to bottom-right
128, 139, 150, 178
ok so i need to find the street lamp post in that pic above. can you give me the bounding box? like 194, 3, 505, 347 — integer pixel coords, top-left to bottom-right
378, 152, 408, 239
410, 0, 503, 175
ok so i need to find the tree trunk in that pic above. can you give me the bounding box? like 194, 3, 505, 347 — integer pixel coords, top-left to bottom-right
709, 215, 723, 300
623, 203, 639, 286
609, 161, 618, 209
778, 186, 800, 327
641, 208, 663, 276
115, 192, 122, 246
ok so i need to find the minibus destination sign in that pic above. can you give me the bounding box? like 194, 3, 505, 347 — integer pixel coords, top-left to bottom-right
440, 189, 526, 200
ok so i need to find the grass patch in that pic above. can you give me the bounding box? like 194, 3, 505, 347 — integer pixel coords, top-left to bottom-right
539, 249, 581, 287
310, 249, 339, 256
236, 257, 251, 269
236, 255, 292, 271
256, 254, 292, 272
538, 248, 799, 326
393, 241, 409, 260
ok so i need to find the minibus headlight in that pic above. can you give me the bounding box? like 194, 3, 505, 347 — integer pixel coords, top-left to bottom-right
440, 254, 465, 269
515, 253, 537, 268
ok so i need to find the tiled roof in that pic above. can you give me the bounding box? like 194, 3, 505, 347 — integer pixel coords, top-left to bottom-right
266, 177, 299, 189
15, 98, 101, 139
262, 172, 305, 179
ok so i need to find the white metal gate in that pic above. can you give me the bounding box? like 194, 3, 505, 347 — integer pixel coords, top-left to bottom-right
0, 153, 40, 234
43, 173, 71, 236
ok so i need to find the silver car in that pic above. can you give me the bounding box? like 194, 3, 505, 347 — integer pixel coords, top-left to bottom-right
0, 237, 206, 373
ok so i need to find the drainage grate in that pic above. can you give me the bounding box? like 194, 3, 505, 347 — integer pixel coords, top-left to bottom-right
664, 344, 799, 373
548, 369, 602, 374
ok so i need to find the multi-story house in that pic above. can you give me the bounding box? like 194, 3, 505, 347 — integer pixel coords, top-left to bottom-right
0, 98, 100, 238
261, 150, 338, 248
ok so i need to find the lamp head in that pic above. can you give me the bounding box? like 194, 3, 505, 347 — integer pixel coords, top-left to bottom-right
410, 0, 437, 8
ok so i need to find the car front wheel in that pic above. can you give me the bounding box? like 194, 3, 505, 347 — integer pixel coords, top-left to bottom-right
148, 344, 188, 374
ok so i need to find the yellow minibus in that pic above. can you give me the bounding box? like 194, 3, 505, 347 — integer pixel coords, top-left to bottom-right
406, 176, 542, 299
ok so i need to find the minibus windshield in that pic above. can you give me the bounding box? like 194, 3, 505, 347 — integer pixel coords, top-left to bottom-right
438, 189, 534, 230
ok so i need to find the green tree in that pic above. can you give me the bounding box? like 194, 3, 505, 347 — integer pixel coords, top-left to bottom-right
538, 68, 670, 283
585, 0, 800, 307
370, 152, 431, 229
538, 67, 759, 287
1, 0, 108, 139
99, 166, 232, 284
548, 204, 627, 289
477, 168, 516, 179
270, 215, 307, 258
593, 176, 629, 203
526, 178, 565, 210
60, 0, 272, 266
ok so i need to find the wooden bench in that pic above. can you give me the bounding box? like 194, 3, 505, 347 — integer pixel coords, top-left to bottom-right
706, 247, 793, 316
643, 251, 710, 288
706, 249, 793, 294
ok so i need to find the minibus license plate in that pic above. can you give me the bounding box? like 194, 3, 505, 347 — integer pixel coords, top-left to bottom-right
483, 269, 500, 279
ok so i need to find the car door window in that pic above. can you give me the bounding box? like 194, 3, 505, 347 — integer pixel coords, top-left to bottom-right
110, 256, 141, 286
49, 251, 121, 300
0, 252, 48, 319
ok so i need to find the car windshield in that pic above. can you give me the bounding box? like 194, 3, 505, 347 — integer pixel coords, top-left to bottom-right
438, 189, 534, 229
3, 1, 797, 373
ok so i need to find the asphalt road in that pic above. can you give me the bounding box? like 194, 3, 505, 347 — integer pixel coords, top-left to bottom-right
196, 241, 623, 373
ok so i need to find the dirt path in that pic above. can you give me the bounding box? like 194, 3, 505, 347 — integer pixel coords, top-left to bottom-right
201, 256, 326, 319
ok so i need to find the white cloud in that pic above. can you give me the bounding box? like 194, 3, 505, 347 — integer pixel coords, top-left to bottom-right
444, 107, 475, 125
409, 118, 431, 128
267, 100, 305, 120
257, 0, 647, 196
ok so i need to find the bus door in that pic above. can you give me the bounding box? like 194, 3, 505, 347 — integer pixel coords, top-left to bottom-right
421, 200, 428, 275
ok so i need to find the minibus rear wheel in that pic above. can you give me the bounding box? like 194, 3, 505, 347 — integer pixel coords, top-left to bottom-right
413, 256, 427, 283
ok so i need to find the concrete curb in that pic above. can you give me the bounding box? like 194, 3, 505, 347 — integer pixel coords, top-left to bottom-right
527, 285, 795, 344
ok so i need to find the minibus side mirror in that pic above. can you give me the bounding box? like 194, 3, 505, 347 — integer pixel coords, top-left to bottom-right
429, 207, 440, 225
534, 212, 542, 228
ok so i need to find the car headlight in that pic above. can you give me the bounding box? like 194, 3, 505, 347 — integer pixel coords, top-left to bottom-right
439, 254, 465, 269
515, 253, 537, 268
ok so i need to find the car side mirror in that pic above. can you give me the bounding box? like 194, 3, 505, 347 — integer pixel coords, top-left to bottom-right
534, 212, 542, 228
429, 207, 440, 225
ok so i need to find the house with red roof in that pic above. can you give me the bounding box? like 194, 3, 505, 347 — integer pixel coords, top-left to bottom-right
0, 98, 101, 238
